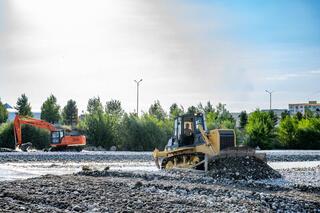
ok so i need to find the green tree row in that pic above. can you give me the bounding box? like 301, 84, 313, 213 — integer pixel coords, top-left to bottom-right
1, 94, 320, 150
0, 94, 78, 125
241, 109, 320, 149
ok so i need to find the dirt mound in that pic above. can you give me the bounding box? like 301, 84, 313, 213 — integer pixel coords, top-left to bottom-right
208, 156, 281, 180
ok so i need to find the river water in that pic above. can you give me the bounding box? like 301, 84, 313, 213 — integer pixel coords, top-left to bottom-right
0, 150, 319, 181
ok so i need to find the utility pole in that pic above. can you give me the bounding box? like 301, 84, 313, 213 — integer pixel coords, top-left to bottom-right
134, 79, 143, 116
265, 90, 273, 110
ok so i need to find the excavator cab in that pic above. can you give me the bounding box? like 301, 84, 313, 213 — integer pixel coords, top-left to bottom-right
51, 130, 65, 145
166, 113, 207, 150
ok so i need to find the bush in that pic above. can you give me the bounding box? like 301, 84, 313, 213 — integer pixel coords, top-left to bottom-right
140, 115, 172, 150
117, 114, 172, 151
0, 123, 50, 149
295, 118, 320, 149
278, 116, 298, 148
78, 112, 118, 149
245, 110, 276, 149
21, 125, 50, 149
277, 117, 320, 149
117, 114, 144, 151
0, 123, 15, 148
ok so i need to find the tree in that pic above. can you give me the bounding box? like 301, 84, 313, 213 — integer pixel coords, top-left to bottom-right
216, 103, 234, 121
78, 112, 117, 149
203, 103, 234, 130
268, 110, 278, 127
295, 112, 303, 121
304, 109, 314, 119
205, 111, 218, 130
148, 100, 166, 120
87, 96, 103, 114
245, 109, 276, 149
294, 118, 320, 149
220, 119, 236, 129
0, 99, 8, 123
280, 110, 290, 120
169, 103, 184, 118
239, 111, 248, 129
187, 106, 198, 114
105, 99, 123, 116
40, 94, 60, 123
214, 103, 235, 128
15, 94, 32, 117
278, 116, 298, 148
62, 100, 78, 126
198, 101, 215, 114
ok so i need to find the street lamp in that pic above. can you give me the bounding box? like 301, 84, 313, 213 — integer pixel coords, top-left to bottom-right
134, 79, 143, 116
265, 90, 273, 110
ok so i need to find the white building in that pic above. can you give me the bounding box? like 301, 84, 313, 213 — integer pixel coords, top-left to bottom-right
289, 101, 320, 115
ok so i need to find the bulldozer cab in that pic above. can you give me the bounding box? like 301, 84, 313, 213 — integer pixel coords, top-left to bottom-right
173, 113, 207, 147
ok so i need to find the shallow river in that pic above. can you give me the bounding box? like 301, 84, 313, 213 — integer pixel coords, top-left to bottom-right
0, 150, 319, 181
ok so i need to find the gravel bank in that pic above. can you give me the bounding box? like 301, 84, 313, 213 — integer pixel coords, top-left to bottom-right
0, 169, 319, 212
0, 151, 153, 163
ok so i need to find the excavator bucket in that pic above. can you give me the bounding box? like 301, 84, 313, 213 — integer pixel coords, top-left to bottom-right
19, 142, 32, 152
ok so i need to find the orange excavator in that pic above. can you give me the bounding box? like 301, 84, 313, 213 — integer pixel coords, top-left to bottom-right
14, 115, 86, 151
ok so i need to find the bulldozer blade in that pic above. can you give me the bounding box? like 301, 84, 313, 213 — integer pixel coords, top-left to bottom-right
217, 147, 266, 162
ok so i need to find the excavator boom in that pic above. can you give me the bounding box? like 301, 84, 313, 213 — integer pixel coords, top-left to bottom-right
14, 115, 57, 148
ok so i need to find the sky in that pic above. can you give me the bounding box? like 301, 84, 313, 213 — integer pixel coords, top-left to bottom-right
0, 0, 320, 113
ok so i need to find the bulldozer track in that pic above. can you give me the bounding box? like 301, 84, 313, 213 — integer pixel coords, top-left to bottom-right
161, 152, 205, 170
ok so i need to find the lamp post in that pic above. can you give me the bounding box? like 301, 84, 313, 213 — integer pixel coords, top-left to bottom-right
265, 90, 273, 110
134, 79, 143, 116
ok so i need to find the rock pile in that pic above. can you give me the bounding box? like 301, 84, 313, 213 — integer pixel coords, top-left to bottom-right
208, 156, 281, 180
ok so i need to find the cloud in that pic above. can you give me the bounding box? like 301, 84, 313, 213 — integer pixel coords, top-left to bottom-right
308, 69, 320, 74
265, 69, 320, 81
1, 0, 320, 113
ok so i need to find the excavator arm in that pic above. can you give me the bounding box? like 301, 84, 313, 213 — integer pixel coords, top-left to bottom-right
13, 115, 57, 148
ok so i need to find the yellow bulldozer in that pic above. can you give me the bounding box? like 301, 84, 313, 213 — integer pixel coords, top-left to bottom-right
153, 113, 266, 171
